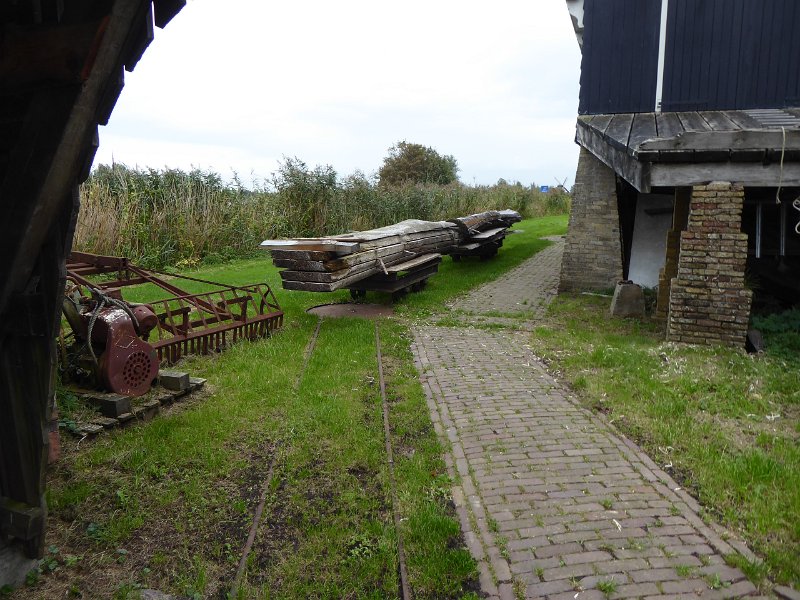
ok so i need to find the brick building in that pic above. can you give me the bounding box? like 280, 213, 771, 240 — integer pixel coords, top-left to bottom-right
560, 0, 800, 346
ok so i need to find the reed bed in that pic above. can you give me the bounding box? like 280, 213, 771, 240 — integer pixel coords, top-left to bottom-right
75, 160, 570, 268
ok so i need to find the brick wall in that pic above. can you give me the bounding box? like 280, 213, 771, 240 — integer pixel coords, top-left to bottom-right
559, 147, 623, 292
667, 182, 752, 346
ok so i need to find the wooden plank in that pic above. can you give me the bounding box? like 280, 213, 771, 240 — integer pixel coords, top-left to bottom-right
676, 112, 712, 132
638, 128, 800, 152
602, 113, 635, 152
279, 258, 388, 283
628, 112, 658, 150
385, 253, 441, 273
269, 249, 334, 261
722, 110, 761, 129
326, 219, 457, 242
581, 114, 613, 135
656, 112, 684, 139
701, 111, 738, 131
469, 227, 506, 240
258, 239, 360, 254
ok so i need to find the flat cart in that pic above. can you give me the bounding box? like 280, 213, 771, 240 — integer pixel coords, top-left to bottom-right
348, 253, 441, 301
448, 227, 507, 261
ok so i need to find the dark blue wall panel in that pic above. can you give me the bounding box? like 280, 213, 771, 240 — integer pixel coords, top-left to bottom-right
579, 0, 662, 115
579, 0, 800, 114
661, 0, 800, 111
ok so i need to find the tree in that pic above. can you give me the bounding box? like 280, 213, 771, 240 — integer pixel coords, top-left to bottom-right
378, 141, 459, 186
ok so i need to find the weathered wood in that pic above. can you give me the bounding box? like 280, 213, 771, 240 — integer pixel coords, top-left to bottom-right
638, 129, 800, 152
582, 113, 613, 135
655, 112, 684, 139
576, 120, 649, 192
279, 257, 400, 283
385, 253, 441, 273
722, 110, 762, 129
470, 227, 507, 240
259, 239, 360, 254
1, 1, 154, 316
628, 112, 658, 149
649, 161, 800, 188
701, 111, 738, 131
269, 249, 335, 261
602, 113, 635, 152
676, 111, 712, 132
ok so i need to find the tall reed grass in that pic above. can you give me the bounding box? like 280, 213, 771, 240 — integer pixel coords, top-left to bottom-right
75, 160, 570, 268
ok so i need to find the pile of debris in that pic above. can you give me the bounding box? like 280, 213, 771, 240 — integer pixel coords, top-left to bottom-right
261, 209, 522, 292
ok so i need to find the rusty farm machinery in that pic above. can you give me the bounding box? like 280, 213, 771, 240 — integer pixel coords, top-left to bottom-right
60, 251, 283, 397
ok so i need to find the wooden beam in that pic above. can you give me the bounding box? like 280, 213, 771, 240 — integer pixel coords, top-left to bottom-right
649, 161, 800, 188
575, 122, 649, 192
639, 129, 800, 152
0, 0, 165, 317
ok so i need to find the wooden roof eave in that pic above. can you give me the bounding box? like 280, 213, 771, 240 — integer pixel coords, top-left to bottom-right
576, 116, 800, 192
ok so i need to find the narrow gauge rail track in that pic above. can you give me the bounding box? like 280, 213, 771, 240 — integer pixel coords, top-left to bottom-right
232, 318, 410, 599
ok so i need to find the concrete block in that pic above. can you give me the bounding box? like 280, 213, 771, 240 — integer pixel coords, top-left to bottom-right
83, 392, 131, 418
189, 377, 207, 391
78, 423, 104, 437
158, 370, 190, 391
610, 281, 645, 318
117, 412, 135, 426
90, 417, 118, 430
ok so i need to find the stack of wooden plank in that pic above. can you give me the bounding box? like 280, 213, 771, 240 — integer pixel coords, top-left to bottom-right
260, 210, 522, 292
447, 209, 523, 259
260, 219, 460, 292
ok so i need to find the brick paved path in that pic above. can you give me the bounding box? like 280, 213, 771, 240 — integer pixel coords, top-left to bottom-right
412, 239, 760, 599
450, 237, 564, 318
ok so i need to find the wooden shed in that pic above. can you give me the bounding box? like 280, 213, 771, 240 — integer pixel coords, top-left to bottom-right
561, 0, 800, 346
0, 0, 185, 568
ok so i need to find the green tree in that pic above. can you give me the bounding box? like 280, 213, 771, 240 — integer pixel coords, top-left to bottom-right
378, 141, 459, 186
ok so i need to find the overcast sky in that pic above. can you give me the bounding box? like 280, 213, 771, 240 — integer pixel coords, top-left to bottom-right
94, 0, 582, 188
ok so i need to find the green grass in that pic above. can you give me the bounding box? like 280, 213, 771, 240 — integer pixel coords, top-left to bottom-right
530, 294, 800, 586
35, 217, 564, 598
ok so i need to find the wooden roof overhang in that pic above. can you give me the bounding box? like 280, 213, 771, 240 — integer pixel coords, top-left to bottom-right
1, 0, 185, 559
576, 109, 800, 193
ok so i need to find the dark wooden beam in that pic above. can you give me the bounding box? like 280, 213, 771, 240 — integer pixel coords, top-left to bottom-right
0, 19, 104, 92
0, 0, 151, 317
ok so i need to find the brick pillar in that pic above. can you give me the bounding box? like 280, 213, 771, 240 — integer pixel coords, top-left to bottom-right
559, 147, 623, 292
655, 188, 690, 320
667, 182, 752, 347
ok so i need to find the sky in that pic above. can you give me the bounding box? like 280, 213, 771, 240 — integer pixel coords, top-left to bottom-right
94, 0, 583, 188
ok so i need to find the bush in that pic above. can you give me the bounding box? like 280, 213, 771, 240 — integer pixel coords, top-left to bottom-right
752, 308, 800, 359
378, 141, 458, 186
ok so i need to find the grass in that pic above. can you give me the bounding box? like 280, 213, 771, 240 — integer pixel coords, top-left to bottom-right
30, 217, 565, 599
530, 294, 800, 586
